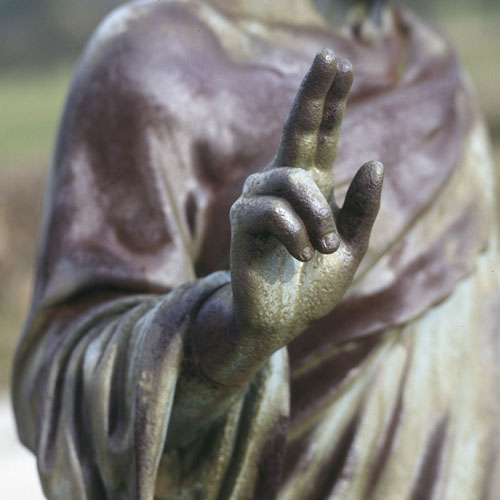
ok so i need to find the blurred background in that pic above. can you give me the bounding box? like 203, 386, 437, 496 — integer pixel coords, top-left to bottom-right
0, 0, 499, 498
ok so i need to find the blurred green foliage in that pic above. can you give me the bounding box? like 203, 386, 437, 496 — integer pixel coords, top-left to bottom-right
0, 1, 499, 69
0, 64, 73, 170
1, 1, 498, 170
0, 0, 121, 68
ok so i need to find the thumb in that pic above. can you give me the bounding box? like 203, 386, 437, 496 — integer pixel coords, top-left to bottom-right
336, 161, 384, 253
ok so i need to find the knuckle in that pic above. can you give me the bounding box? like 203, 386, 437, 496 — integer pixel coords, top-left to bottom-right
316, 205, 333, 223
268, 199, 286, 219
267, 200, 291, 227
268, 200, 302, 236
281, 168, 314, 193
242, 173, 262, 194
287, 219, 303, 239
284, 168, 304, 186
229, 198, 245, 222
321, 103, 341, 129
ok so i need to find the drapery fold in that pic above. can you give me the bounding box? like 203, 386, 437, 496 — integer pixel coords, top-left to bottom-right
15, 272, 290, 499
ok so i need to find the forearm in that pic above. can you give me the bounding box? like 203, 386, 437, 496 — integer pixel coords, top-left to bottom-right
165, 280, 299, 447
192, 282, 299, 386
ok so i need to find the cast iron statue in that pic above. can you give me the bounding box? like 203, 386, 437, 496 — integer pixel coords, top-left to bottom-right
12, 0, 500, 499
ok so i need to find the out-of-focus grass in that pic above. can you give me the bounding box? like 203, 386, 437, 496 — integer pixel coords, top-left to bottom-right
0, 172, 46, 387
0, 63, 74, 386
441, 11, 500, 163
447, 13, 500, 184
0, 63, 74, 172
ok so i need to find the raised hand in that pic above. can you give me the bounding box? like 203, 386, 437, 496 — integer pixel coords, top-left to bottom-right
230, 49, 384, 354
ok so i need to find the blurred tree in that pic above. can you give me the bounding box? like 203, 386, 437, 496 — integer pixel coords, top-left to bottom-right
0, 0, 121, 68
1, 0, 499, 69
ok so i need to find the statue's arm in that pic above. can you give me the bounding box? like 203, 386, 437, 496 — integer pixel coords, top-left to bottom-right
168, 49, 383, 443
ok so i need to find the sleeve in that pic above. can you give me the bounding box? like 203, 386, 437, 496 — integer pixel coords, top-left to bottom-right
11, 5, 289, 499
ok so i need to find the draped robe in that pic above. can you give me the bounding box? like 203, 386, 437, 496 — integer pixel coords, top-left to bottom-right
12, 1, 500, 498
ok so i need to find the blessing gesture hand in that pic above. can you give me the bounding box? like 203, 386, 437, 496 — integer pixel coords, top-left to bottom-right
230, 49, 384, 350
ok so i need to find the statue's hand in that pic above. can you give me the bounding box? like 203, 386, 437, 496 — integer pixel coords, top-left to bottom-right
230, 49, 384, 351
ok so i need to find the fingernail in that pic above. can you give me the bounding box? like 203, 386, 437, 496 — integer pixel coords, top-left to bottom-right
321, 232, 340, 252
299, 246, 314, 261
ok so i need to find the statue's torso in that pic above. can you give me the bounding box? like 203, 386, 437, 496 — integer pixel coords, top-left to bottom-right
35, 3, 500, 497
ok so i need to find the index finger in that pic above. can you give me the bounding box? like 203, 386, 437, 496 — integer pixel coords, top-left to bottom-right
273, 49, 338, 169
